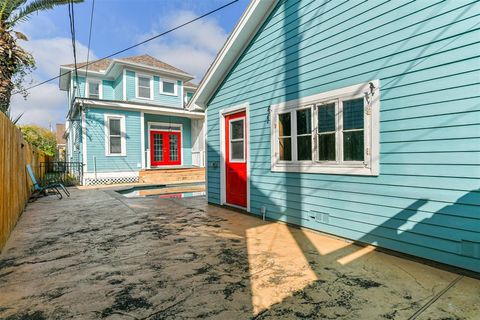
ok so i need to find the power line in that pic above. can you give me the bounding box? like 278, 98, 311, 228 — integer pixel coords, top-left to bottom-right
13, 0, 239, 95
84, 0, 96, 83
68, 0, 79, 95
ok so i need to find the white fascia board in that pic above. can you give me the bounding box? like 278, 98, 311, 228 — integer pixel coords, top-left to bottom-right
188, 0, 278, 110
76, 98, 204, 119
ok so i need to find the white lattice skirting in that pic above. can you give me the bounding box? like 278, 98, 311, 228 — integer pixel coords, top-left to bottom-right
84, 176, 139, 186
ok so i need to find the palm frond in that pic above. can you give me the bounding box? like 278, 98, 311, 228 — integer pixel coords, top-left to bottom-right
0, 0, 26, 24
8, 0, 83, 27
14, 30, 28, 40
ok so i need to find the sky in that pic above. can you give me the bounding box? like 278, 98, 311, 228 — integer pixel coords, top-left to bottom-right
11, 0, 250, 127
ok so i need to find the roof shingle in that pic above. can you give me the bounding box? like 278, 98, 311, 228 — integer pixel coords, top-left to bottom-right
61, 54, 191, 76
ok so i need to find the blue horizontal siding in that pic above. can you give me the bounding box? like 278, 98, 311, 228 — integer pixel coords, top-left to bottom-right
206, 0, 480, 272
85, 106, 142, 173
125, 70, 183, 107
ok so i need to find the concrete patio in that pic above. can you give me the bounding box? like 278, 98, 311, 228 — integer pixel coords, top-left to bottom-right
0, 187, 478, 320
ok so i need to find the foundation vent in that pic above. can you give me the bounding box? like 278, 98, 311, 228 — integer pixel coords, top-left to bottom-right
461, 240, 480, 258
311, 211, 330, 224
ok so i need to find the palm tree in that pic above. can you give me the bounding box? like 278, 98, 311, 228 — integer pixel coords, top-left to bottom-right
0, 0, 83, 113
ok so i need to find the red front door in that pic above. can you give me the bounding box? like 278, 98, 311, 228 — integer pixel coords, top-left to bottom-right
225, 111, 247, 208
150, 130, 181, 166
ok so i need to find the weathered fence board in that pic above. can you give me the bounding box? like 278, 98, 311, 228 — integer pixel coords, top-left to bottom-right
0, 112, 47, 251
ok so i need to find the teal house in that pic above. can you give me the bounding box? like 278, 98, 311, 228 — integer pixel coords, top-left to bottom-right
190, 1, 480, 273
60, 55, 205, 185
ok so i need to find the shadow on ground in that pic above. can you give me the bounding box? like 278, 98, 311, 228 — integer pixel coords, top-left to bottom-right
0, 188, 478, 319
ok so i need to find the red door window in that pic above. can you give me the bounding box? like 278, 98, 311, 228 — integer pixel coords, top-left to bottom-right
150, 131, 181, 166
225, 111, 247, 208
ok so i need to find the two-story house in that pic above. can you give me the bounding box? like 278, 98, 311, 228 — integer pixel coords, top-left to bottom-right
60, 55, 205, 185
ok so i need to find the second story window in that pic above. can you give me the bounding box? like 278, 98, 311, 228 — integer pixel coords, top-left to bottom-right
161, 79, 177, 96
87, 81, 100, 99
137, 75, 152, 99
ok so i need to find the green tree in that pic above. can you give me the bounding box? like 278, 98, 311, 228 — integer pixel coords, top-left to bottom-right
0, 0, 83, 114
19, 124, 57, 156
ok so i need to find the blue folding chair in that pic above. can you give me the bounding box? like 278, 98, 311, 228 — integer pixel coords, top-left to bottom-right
26, 164, 70, 200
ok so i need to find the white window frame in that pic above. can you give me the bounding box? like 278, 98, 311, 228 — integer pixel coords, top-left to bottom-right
135, 74, 153, 100
86, 80, 102, 99
228, 117, 246, 163
270, 80, 380, 176
160, 78, 178, 96
104, 114, 126, 156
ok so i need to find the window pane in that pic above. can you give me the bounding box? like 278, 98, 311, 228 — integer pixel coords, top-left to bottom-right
279, 137, 291, 161
343, 98, 364, 130
231, 119, 244, 139
109, 119, 121, 136
278, 113, 291, 136
153, 134, 163, 161
296, 108, 311, 135
231, 141, 244, 160
169, 134, 179, 161
297, 136, 312, 160
318, 133, 336, 161
343, 131, 364, 161
110, 136, 121, 154
138, 77, 150, 88
138, 87, 150, 98
318, 103, 335, 132
89, 82, 99, 97
162, 81, 175, 94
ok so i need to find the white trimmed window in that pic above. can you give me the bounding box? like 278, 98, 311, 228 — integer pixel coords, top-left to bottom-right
87, 80, 101, 99
136, 75, 152, 99
160, 79, 178, 96
105, 115, 126, 156
271, 80, 380, 176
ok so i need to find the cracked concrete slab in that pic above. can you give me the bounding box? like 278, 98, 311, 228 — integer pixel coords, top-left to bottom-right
0, 187, 478, 319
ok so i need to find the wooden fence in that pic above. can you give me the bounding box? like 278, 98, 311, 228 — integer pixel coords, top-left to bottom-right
0, 112, 48, 251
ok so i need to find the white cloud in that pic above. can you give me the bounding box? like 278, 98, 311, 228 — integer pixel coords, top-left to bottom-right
12, 82, 67, 126
10, 37, 96, 127
21, 37, 96, 78
140, 10, 228, 80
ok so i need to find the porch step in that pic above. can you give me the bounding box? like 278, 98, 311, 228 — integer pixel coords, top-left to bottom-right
139, 167, 205, 184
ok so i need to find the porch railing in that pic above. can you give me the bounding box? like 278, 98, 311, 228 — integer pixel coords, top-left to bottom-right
38, 162, 84, 186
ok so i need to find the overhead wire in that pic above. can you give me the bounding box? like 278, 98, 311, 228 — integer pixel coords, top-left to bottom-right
12, 0, 239, 95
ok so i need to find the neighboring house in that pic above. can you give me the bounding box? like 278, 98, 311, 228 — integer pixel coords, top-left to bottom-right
55, 123, 66, 161
190, 1, 480, 273
60, 54, 204, 185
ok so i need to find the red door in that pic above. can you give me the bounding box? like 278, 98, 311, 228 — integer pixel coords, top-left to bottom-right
150, 131, 181, 166
225, 111, 247, 208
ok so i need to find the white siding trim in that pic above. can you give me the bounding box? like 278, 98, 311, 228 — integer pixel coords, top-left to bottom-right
140, 112, 145, 169
219, 102, 250, 212
122, 69, 127, 100
204, 111, 208, 198
104, 114, 127, 157
81, 109, 87, 171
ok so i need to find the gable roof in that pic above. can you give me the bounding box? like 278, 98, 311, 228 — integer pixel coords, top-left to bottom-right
188, 0, 278, 110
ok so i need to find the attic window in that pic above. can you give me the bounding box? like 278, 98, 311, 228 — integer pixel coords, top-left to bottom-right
161, 79, 177, 96
87, 81, 100, 99
137, 75, 152, 99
